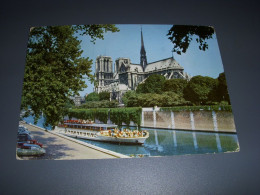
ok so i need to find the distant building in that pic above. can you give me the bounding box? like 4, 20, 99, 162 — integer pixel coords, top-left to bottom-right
73, 95, 85, 106
94, 28, 191, 103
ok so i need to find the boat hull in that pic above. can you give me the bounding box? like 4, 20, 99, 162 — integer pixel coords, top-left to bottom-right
54, 126, 148, 145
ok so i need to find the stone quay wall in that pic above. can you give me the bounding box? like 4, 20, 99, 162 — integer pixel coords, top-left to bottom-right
142, 109, 235, 133
93, 107, 236, 133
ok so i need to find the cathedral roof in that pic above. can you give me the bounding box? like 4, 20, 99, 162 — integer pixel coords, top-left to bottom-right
129, 64, 144, 72
144, 57, 184, 72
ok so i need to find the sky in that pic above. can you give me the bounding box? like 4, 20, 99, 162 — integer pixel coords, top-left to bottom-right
78, 24, 224, 96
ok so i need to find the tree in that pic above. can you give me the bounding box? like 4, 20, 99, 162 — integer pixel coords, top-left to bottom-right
136, 74, 166, 94
99, 91, 110, 101
183, 75, 217, 105
21, 25, 119, 128
122, 91, 137, 106
216, 72, 230, 104
85, 92, 100, 102
135, 83, 146, 93
124, 91, 189, 107
163, 78, 188, 96
80, 100, 118, 108
167, 25, 215, 55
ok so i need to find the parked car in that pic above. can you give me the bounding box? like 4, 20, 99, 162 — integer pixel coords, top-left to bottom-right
17, 140, 43, 148
17, 143, 46, 157
17, 133, 33, 142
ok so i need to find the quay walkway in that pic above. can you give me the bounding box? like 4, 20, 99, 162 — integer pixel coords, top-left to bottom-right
18, 122, 129, 160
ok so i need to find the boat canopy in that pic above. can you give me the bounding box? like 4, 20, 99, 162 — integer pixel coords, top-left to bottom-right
64, 123, 118, 128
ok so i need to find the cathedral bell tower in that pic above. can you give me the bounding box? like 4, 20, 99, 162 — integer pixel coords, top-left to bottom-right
140, 28, 148, 71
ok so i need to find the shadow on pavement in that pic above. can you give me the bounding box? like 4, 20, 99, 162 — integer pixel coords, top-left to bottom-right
18, 126, 79, 160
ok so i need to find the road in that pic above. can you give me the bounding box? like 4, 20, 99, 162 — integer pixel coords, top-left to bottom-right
18, 122, 117, 160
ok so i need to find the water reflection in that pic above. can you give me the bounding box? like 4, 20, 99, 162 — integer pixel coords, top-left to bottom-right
78, 127, 239, 157
22, 116, 239, 157
23, 115, 52, 130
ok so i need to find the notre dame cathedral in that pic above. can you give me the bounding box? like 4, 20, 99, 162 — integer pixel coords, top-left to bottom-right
94, 29, 191, 103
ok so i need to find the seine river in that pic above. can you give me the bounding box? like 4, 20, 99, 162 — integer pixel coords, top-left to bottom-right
23, 116, 239, 157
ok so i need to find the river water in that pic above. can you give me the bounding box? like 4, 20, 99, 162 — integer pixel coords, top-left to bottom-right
23, 116, 239, 157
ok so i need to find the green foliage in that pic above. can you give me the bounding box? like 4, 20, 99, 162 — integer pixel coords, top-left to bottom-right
85, 92, 100, 101
135, 83, 146, 93
85, 91, 111, 102
163, 78, 188, 96
136, 74, 166, 94
167, 25, 215, 55
65, 99, 75, 109
68, 107, 142, 127
99, 91, 110, 101
125, 73, 230, 107
110, 107, 142, 128
21, 25, 119, 128
68, 108, 109, 123
80, 100, 118, 108
184, 75, 217, 105
123, 91, 189, 107
205, 72, 231, 105
95, 108, 109, 123
160, 105, 232, 112
216, 73, 230, 104
68, 109, 96, 121
73, 24, 119, 43
122, 91, 137, 106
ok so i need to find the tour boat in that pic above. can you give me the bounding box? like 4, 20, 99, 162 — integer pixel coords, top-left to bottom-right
54, 120, 149, 145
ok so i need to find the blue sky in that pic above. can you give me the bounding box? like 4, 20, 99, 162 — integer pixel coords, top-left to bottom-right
78, 24, 224, 96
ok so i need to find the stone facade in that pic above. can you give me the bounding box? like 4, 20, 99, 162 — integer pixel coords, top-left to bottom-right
72, 95, 85, 106
94, 29, 191, 103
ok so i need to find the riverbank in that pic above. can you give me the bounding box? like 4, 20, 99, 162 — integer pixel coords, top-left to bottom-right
18, 122, 129, 160
68, 106, 236, 133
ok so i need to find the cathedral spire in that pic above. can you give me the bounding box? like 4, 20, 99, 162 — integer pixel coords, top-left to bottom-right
140, 27, 148, 70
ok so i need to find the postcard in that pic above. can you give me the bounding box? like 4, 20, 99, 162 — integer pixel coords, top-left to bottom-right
17, 24, 239, 160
